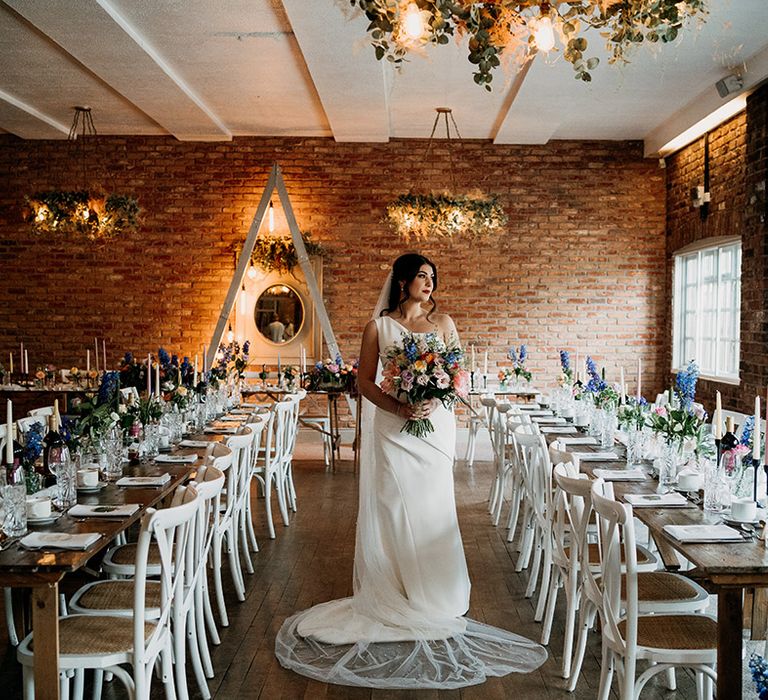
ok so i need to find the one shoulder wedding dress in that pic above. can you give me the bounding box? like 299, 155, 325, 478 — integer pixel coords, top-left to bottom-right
275, 315, 546, 688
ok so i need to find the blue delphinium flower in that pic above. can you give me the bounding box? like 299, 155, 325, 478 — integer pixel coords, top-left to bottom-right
741, 415, 755, 447
59, 415, 79, 446
158, 347, 171, 368
404, 339, 418, 362
22, 422, 45, 466
749, 654, 768, 699
171, 354, 179, 367
559, 350, 570, 372
123, 351, 133, 365
97, 370, 120, 407
243, 340, 251, 356
584, 355, 606, 393
507, 346, 518, 365
519, 345, 527, 365
675, 360, 699, 411
335, 353, 343, 367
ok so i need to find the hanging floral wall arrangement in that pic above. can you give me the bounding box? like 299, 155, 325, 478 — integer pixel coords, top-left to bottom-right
251, 232, 324, 274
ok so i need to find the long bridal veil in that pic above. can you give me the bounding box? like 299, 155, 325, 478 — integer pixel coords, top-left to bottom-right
274, 270, 547, 688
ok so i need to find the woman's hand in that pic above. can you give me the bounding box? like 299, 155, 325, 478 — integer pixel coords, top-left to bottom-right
397, 398, 440, 420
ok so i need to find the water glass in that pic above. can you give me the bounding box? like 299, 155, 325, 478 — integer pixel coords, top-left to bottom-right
600, 409, 617, 449
1, 482, 27, 537
703, 459, 730, 512
54, 455, 78, 509
143, 422, 160, 460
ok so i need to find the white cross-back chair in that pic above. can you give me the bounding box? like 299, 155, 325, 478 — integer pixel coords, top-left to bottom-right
27, 405, 55, 417
18, 484, 199, 700
590, 480, 717, 700
464, 393, 493, 468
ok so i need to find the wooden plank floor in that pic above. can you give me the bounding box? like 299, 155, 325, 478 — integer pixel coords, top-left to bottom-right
0, 451, 701, 698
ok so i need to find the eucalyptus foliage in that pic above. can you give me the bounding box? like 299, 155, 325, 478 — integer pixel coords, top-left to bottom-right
351, 0, 707, 87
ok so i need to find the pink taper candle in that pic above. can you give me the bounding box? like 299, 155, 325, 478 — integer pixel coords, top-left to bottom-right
754, 396, 762, 461
5, 399, 12, 464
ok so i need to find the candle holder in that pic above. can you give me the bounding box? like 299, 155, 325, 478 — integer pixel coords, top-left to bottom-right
753, 457, 761, 502
482, 373, 488, 391
470, 370, 475, 392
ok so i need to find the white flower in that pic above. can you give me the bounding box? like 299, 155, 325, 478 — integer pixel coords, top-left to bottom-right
118, 404, 127, 414
682, 436, 698, 454
416, 374, 429, 386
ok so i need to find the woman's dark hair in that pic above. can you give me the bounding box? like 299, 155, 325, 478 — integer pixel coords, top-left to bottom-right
381, 253, 438, 320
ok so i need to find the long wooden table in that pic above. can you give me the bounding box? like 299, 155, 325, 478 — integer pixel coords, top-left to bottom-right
537, 421, 767, 699
0, 452, 203, 698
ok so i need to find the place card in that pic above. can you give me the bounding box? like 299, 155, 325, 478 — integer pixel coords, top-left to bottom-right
155, 454, 198, 464
20, 532, 103, 551
557, 437, 598, 445
593, 468, 647, 481
179, 439, 211, 448
624, 492, 690, 508
68, 504, 141, 518
663, 524, 744, 543
204, 427, 237, 434
571, 451, 620, 461
116, 474, 172, 487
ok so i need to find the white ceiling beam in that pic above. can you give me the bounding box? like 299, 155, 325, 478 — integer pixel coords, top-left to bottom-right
0, 89, 69, 139
5, 0, 231, 141
644, 41, 768, 157
281, 0, 389, 142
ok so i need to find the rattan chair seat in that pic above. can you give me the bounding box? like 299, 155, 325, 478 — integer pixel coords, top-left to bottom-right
618, 614, 717, 651
30, 616, 156, 655
108, 543, 161, 566
631, 572, 704, 602
76, 581, 162, 610
565, 542, 654, 566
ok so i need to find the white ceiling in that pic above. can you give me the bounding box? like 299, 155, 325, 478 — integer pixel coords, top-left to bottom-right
1, 0, 767, 154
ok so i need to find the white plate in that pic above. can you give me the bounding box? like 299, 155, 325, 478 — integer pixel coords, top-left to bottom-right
76, 482, 107, 494
27, 513, 63, 525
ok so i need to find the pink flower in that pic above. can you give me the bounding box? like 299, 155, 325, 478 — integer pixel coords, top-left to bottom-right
653, 406, 667, 417
435, 370, 450, 389
416, 374, 429, 386
453, 369, 469, 398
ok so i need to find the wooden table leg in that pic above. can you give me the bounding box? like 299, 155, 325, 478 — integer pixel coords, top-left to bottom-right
32, 582, 60, 699
718, 588, 743, 698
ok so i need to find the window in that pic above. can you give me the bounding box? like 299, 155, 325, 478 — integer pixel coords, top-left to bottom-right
672, 237, 741, 381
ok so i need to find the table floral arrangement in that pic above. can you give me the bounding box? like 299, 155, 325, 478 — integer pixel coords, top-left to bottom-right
499, 345, 531, 387
306, 355, 358, 392
215, 341, 251, 381
750, 653, 768, 700
617, 396, 648, 431
21, 422, 45, 493
647, 361, 713, 485
380, 331, 469, 437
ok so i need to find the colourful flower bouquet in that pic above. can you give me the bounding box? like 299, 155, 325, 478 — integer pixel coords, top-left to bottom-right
506, 345, 532, 383
306, 355, 358, 392
380, 331, 469, 437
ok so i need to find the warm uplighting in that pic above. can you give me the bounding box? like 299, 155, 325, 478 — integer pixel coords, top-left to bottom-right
532, 15, 556, 53
659, 96, 747, 156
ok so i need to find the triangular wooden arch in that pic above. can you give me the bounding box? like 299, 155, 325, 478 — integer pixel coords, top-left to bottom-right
207, 163, 353, 409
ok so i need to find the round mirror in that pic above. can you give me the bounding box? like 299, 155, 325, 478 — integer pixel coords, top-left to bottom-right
254, 284, 304, 345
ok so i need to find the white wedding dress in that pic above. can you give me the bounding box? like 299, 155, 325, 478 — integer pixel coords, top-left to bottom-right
275, 315, 546, 688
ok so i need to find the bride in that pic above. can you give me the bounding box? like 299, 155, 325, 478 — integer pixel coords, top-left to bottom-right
275, 253, 546, 688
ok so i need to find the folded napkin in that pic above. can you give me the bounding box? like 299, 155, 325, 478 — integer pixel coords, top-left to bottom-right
204, 427, 237, 434
624, 492, 690, 508
532, 417, 566, 424
155, 454, 198, 464
116, 474, 172, 487
21, 532, 102, 551
221, 415, 247, 422
179, 439, 211, 448
572, 451, 620, 461
68, 504, 141, 518
663, 524, 744, 543
557, 437, 598, 445
540, 427, 578, 434
593, 468, 647, 481
518, 410, 552, 416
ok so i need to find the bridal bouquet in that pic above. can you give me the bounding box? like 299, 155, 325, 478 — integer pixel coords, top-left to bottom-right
380, 331, 470, 437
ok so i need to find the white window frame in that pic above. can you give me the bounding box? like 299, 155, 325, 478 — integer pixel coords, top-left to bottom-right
672, 235, 741, 384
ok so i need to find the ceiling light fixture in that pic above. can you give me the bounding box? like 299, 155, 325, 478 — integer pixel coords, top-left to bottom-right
385, 108, 507, 240
351, 0, 708, 89
25, 107, 140, 240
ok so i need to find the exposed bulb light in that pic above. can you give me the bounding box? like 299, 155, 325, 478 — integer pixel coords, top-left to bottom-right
402, 2, 426, 41
227, 324, 234, 343
533, 16, 556, 53
268, 200, 275, 233
247, 261, 257, 279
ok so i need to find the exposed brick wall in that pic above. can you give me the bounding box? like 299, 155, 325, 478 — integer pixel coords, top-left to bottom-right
665, 83, 768, 416
0, 135, 666, 422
